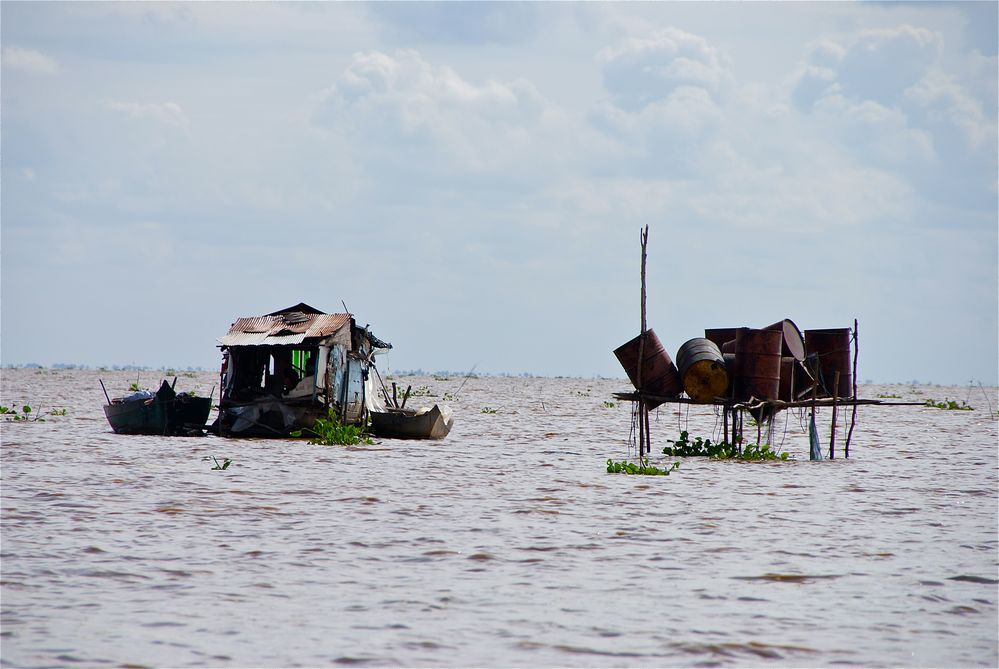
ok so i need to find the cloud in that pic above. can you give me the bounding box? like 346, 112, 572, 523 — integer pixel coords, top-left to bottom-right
792, 25, 941, 111
366, 2, 539, 45
787, 22, 995, 208
314, 49, 566, 183
106, 100, 189, 129
907, 69, 996, 153
2, 45, 58, 74
588, 85, 724, 178
597, 27, 729, 111
838, 26, 942, 105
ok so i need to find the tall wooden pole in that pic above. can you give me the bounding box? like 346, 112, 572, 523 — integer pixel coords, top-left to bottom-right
844, 319, 859, 458
638, 225, 650, 458
830, 371, 840, 459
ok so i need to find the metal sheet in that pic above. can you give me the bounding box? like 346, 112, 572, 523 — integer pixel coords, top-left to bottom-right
219, 312, 351, 347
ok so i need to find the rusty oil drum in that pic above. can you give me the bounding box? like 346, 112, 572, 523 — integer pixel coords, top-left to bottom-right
778, 356, 797, 401
764, 319, 806, 361
804, 328, 853, 398
613, 329, 682, 409
704, 327, 740, 351
732, 327, 782, 401
676, 338, 729, 403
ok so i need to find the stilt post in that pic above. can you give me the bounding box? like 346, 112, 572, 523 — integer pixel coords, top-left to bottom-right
830, 371, 840, 459
637, 225, 650, 458
844, 319, 859, 458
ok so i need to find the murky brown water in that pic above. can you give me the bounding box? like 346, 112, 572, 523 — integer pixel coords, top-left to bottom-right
2, 368, 997, 667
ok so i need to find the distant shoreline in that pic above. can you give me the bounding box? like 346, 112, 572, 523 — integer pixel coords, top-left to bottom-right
2, 363, 996, 387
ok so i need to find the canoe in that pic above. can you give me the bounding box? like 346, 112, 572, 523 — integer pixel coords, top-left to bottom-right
369, 404, 453, 440
103, 380, 212, 436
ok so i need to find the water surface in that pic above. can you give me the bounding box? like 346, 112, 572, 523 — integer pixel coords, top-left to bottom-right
2, 369, 997, 667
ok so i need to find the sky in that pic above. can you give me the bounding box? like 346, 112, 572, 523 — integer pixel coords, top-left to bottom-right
2, 2, 996, 384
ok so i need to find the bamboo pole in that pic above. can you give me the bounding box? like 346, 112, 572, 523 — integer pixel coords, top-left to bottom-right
99, 379, 112, 406
637, 225, 650, 458
830, 371, 840, 459
844, 319, 859, 458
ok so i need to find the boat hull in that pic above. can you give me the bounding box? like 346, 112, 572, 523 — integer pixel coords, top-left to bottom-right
369, 405, 453, 440
104, 396, 212, 436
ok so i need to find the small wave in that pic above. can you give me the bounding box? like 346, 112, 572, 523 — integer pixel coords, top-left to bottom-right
948, 575, 999, 584
672, 640, 819, 660
733, 573, 843, 583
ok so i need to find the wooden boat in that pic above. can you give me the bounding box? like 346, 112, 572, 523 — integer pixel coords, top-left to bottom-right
369, 404, 453, 440
103, 380, 212, 436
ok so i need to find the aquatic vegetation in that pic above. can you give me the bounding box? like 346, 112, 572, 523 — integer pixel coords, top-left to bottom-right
481, 407, 498, 414
291, 409, 373, 446
1, 405, 45, 422
205, 456, 231, 470
128, 382, 141, 392
606, 459, 680, 476
739, 442, 791, 461
48, 408, 68, 416
876, 393, 902, 399
663, 431, 735, 458
602, 401, 616, 409
409, 385, 435, 397
433, 375, 449, 381
442, 392, 456, 401
924, 398, 973, 411
663, 431, 789, 461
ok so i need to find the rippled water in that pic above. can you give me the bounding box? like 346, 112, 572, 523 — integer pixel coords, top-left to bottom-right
2, 368, 997, 667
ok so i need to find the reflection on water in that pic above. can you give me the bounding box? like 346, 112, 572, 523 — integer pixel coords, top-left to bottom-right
2, 368, 997, 667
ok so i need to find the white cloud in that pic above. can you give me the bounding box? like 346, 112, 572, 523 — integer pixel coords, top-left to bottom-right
838, 25, 942, 104
106, 100, 189, 129
907, 70, 996, 153
314, 49, 567, 180
597, 27, 729, 111
792, 25, 942, 110
2, 45, 58, 74
811, 95, 937, 168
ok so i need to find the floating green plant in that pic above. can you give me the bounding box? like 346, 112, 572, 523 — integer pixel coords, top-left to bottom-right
924, 398, 973, 411
291, 409, 373, 446
481, 407, 498, 414
876, 393, 901, 399
48, 408, 68, 416
662, 431, 789, 461
1, 405, 45, 422
409, 385, 435, 397
602, 401, 616, 409
739, 442, 791, 461
663, 431, 734, 458
606, 459, 680, 476
208, 456, 232, 470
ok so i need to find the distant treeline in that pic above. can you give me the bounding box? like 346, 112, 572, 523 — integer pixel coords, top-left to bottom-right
4, 363, 208, 372
1, 364, 969, 386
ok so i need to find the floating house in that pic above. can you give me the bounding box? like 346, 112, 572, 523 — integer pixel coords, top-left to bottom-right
216, 303, 390, 437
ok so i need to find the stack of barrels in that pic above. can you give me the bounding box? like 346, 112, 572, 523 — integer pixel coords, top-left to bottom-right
701, 321, 853, 402
615, 321, 853, 404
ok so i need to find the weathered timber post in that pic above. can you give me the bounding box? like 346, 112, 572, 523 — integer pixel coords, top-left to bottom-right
830, 371, 840, 459
844, 319, 859, 458
637, 225, 651, 458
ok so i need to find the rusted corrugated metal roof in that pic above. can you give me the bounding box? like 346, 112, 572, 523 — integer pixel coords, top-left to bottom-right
219, 311, 351, 347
